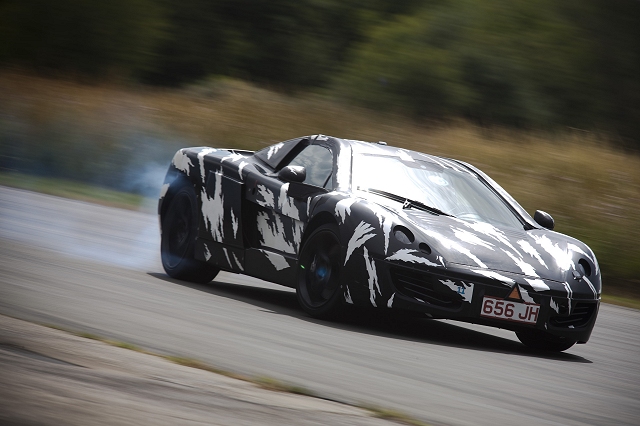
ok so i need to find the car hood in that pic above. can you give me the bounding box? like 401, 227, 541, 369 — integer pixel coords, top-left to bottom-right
400, 209, 591, 284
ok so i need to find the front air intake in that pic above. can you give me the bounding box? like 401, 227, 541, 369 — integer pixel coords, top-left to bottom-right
390, 268, 462, 309
549, 302, 597, 328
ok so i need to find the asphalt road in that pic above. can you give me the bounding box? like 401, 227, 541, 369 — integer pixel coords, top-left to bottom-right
1, 186, 639, 426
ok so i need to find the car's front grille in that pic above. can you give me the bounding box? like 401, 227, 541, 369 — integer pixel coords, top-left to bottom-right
549, 302, 597, 328
391, 268, 461, 309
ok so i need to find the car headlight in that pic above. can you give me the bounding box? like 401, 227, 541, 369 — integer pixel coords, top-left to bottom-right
572, 258, 592, 280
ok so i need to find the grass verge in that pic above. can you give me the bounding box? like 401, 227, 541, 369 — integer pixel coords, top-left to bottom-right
0, 172, 147, 211
601, 295, 640, 310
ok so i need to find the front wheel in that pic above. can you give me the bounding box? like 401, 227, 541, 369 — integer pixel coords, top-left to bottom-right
296, 224, 344, 319
516, 330, 577, 352
161, 180, 219, 283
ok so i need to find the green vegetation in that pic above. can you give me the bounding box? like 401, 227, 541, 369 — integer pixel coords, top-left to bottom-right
0, 0, 165, 78
336, 0, 596, 128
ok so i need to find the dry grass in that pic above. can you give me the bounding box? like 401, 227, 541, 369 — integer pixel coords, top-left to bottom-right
1, 70, 639, 292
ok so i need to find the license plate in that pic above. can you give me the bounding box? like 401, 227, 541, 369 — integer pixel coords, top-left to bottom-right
480, 296, 540, 324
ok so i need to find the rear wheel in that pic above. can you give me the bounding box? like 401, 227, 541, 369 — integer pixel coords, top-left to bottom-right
516, 329, 577, 352
297, 224, 344, 319
161, 180, 219, 283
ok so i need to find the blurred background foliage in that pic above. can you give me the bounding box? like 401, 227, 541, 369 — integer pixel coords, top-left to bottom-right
1, 0, 638, 142
0, 0, 166, 77
0, 0, 639, 295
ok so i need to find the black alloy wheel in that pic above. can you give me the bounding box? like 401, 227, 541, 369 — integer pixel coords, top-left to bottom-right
161, 180, 219, 283
297, 224, 345, 319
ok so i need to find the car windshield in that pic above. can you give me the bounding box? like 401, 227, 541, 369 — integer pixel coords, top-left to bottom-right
352, 154, 524, 229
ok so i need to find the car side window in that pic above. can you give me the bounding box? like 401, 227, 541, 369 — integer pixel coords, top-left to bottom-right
287, 145, 333, 188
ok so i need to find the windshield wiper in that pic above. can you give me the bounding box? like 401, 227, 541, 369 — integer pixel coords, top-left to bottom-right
360, 187, 453, 217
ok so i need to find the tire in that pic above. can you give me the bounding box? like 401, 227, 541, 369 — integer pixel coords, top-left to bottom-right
516, 329, 577, 352
296, 224, 345, 319
160, 180, 219, 283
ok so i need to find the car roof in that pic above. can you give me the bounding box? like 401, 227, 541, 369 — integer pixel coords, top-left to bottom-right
336, 137, 471, 174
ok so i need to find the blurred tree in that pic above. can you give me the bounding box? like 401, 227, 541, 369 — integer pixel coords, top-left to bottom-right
141, 0, 227, 85
334, 0, 597, 128
0, 0, 166, 78
219, 0, 338, 87
143, 0, 428, 87
563, 0, 640, 144
461, 0, 597, 128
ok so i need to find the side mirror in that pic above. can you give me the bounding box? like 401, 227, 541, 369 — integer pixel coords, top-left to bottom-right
278, 165, 306, 183
534, 210, 555, 230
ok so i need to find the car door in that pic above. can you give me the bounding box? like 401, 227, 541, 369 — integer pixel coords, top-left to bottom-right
243, 142, 334, 285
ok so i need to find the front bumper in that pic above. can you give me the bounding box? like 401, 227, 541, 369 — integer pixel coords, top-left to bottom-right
345, 256, 600, 343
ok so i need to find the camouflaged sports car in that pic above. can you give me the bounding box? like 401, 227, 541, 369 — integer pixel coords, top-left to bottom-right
159, 135, 601, 352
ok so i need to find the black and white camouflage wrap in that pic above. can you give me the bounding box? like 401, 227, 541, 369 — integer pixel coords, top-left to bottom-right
159, 135, 601, 344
